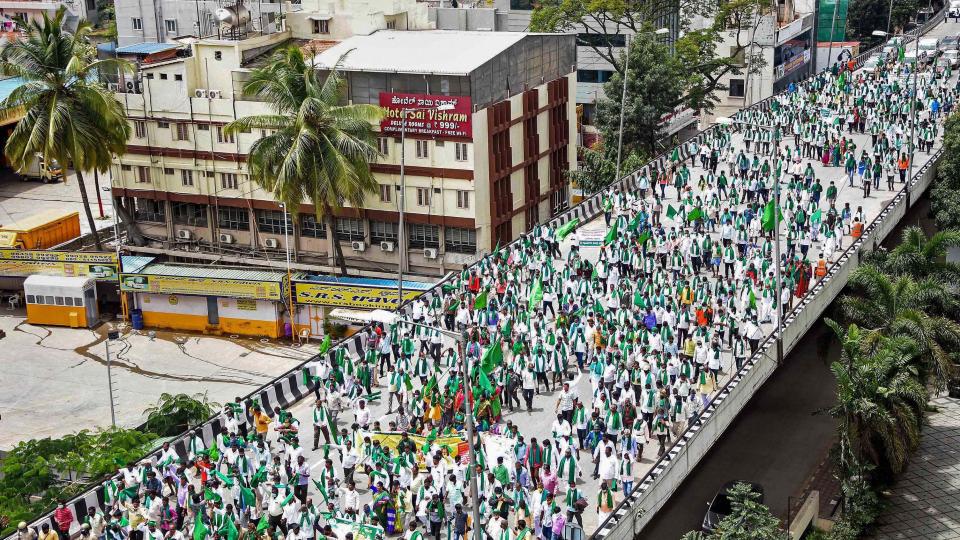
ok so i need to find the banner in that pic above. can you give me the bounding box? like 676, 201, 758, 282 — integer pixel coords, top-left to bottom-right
293, 282, 424, 309
328, 518, 384, 540
361, 431, 466, 460
0, 250, 118, 280
120, 274, 282, 300
379, 93, 472, 139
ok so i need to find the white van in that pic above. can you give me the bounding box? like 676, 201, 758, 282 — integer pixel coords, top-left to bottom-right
919, 37, 941, 54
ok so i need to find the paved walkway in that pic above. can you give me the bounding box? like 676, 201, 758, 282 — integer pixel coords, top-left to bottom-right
868, 395, 960, 540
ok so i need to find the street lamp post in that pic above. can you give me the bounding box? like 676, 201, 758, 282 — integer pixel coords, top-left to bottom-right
393, 318, 481, 540
614, 27, 670, 183
105, 329, 119, 427
280, 202, 296, 341
397, 103, 455, 310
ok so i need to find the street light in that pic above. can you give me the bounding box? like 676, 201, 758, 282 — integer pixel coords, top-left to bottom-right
614, 27, 670, 183
715, 117, 784, 363
105, 329, 120, 427
873, 29, 920, 185
397, 102, 456, 309
389, 316, 481, 540
279, 202, 296, 342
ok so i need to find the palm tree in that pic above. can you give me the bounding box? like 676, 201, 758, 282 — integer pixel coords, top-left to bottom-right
0, 8, 131, 250
841, 265, 960, 390
225, 46, 383, 275
884, 226, 960, 284
826, 320, 927, 477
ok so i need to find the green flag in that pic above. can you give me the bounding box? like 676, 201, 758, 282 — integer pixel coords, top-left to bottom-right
251, 465, 267, 487
240, 486, 256, 508
528, 278, 543, 311
670, 147, 680, 162
627, 213, 642, 232
424, 375, 438, 396
474, 289, 489, 309
637, 230, 651, 246
219, 517, 239, 540
687, 208, 704, 222
318, 335, 332, 355
204, 488, 221, 503
666, 205, 678, 220
118, 485, 139, 502
749, 289, 757, 310
256, 515, 269, 533
193, 520, 208, 540
477, 369, 494, 394
603, 221, 619, 245
481, 337, 503, 373
761, 199, 778, 232
811, 209, 822, 223
213, 470, 235, 487
556, 219, 580, 241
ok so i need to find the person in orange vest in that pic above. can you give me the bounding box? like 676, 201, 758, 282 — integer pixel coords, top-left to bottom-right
851, 218, 863, 239
814, 253, 828, 282
898, 153, 910, 183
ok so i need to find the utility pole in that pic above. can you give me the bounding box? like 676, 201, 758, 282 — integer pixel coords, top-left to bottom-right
106, 330, 119, 427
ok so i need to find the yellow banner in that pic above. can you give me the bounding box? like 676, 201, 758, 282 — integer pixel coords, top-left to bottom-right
120, 274, 281, 300
293, 282, 424, 309
364, 431, 466, 459
0, 250, 118, 280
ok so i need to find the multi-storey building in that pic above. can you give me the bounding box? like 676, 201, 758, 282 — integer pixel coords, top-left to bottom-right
108, 29, 577, 278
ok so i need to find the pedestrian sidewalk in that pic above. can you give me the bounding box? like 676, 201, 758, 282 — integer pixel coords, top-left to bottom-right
868, 395, 960, 539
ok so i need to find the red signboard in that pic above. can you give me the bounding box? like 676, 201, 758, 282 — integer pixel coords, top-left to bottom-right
379, 92, 472, 139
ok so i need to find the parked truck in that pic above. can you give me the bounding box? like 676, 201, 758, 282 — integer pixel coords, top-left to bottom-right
0, 210, 81, 249
17, 152, 63, 183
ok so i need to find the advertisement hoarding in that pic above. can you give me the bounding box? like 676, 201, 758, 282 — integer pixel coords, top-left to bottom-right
120, 274, 282, 300
293, 281, 424, 309
0, 250, 118, 281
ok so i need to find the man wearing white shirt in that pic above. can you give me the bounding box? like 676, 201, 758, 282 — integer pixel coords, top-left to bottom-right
597, 446, 619, 486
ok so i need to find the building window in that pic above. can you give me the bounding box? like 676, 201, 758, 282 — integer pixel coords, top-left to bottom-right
416, 187, 430, 207
415, 139, 429, 159
171, 202, 207, 227
180, 169, 194, 186
160, 73, 168, 80
456, 190, 470, 209
134, 121, 146, 138
133, 198, 164, 223
174, 122, 190, 141
455, 142, 468, 161
445, 227, 476, 254
220, 173, 238, 190
198, 124, 210, 131
408, 224, 439, 249
370, 221, 398, 243
509, 0, 535, 9
217, 126, 235, 144
377, 137, 389, 155
175, 74, 183, 81
132, 17, 143, 30
576, 33, 626, 48
576, 70, 614, 83
157, 121, 168, 128
165, 19, 177, 33
300, 214, 327, 238
728, 78, 746, 98
218, 207, 249, 231
121, 164, 132, 171
386, 19, 396, 29
135, 166, 151, 183
255, 210, 292, 234
374, 184, 391, 203
335, 218, 365, 242
312, 19, 330, 34
164, 168, 174, 175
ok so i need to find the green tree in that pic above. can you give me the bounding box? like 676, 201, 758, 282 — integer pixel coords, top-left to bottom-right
846, 0, 918, 46
143, 392, 219, 436
568, 140, 646, 195
680, 483, 782, 540
595, 28, 686, 157
225, 47, 383, 275
883, 226, 960, 284
841, 265, 960, 389
0, 8, 130, 251
931, 114, 960, 230
826, 320, 926, 477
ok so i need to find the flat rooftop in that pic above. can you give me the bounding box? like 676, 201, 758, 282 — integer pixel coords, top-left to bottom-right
311, 30, 528, 76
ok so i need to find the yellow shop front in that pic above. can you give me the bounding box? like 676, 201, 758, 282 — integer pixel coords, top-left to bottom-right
119, 263, 290, 338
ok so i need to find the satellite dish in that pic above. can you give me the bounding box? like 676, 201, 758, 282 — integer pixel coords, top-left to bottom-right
215, 4, 250, 27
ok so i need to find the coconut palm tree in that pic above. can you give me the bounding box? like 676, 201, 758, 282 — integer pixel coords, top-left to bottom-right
0, 8, 131, 250
841, 265, 960, 390
826, 319, 927, 476
225, 46, 383, 275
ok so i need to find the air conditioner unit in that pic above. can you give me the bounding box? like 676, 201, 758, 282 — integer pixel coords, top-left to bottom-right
423, 248, 438, 259
218, 233, 234, 244
351, 240, 366, 252
108, 83, 121, 92
263, 238, 280, 249
194, 89, 209, 98
379, 241, 395, 252
209, 90, 222, 99
126, 81, 142, 94
176, 229, 193, 240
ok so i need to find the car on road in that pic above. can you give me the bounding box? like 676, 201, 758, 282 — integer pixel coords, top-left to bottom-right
938, 50, 960, 72
939, 35, 960, 53
702, 481, 765, 532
